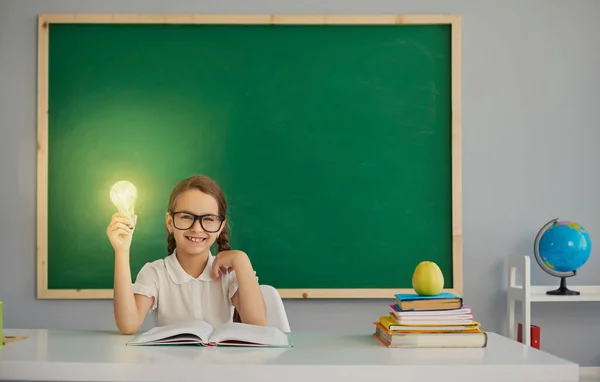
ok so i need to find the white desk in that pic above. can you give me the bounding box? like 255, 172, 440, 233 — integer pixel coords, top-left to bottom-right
0, 329, 578, 382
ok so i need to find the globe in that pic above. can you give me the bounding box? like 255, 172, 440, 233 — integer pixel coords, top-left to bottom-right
533, 218, 592, 295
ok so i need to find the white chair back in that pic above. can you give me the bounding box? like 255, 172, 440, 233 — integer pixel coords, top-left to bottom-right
260, 284, 291, 332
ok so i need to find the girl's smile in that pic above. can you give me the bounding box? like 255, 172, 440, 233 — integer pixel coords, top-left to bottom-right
185, 235, 207, 244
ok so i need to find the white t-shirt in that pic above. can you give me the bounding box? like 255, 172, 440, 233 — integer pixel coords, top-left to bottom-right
132, 250, 241, 327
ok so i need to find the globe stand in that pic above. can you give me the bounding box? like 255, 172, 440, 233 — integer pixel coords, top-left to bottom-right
546, 276, 580, 296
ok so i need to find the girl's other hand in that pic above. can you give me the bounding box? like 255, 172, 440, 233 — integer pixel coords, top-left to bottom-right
212, 250, 250, 279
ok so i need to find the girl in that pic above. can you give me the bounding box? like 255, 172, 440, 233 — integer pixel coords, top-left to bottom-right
106, 175, 266, 334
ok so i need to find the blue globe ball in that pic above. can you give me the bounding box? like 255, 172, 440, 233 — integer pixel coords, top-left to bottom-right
537, 221, 591, 274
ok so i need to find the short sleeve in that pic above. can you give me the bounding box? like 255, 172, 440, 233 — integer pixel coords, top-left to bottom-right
227, 270, 259, 302
132, 263, 159, 311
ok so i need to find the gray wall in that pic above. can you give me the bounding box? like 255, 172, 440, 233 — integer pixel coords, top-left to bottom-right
1, 0, 599, 366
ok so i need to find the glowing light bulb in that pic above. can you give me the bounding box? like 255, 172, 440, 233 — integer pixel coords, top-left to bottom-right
110, 180, 137, 217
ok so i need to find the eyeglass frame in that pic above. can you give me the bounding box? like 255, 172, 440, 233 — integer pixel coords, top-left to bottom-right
168, 210, 225, 233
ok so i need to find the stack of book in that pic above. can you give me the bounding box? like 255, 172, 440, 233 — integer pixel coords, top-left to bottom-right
373, 292, 488, 348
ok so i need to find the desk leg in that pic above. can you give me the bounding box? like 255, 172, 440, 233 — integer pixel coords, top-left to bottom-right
507, 297, 515, 340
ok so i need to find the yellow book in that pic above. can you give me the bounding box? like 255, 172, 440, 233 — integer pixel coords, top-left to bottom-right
378, 316, 481, 333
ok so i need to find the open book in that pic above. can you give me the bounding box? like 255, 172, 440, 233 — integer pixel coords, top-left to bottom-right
127, 320, 293, 348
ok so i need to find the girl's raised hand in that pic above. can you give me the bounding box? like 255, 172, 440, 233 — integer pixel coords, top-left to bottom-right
106, 212, 137, 254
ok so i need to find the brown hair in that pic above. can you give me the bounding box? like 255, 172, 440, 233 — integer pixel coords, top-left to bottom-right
166, 175, 231, 255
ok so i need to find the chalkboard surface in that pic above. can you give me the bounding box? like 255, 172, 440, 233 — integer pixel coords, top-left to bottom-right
36, 14, 462, 299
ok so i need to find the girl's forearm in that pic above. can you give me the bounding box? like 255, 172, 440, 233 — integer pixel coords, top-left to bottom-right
234, 255, 267, 326
113, 251, 143, 334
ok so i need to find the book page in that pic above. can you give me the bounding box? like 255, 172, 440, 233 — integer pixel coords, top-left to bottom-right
128, 320, 215, 345
209, 323, 291, 347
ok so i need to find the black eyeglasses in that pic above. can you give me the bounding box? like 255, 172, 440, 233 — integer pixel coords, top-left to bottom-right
169, 211, 225, 233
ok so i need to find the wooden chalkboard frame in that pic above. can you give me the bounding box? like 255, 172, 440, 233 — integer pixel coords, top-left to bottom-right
36, 14, 462, 299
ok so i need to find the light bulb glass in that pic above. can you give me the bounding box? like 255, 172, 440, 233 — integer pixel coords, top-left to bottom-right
110, 180, 137, 217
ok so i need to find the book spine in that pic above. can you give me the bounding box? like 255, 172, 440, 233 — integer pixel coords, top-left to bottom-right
517, 323, 540, 349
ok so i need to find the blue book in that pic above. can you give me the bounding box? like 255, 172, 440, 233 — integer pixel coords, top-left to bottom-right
393, 292, 463, 311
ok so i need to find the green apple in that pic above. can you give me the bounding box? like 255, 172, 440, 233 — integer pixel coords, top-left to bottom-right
412, 261, 444, 296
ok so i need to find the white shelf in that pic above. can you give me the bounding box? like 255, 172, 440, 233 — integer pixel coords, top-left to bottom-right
507, 255, 600, 346
511, 284, 600, 302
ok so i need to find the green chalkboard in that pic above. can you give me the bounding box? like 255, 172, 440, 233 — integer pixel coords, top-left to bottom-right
37, 14, 462, 299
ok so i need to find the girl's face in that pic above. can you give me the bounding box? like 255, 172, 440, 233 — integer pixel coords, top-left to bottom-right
166, 189, 225, 257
